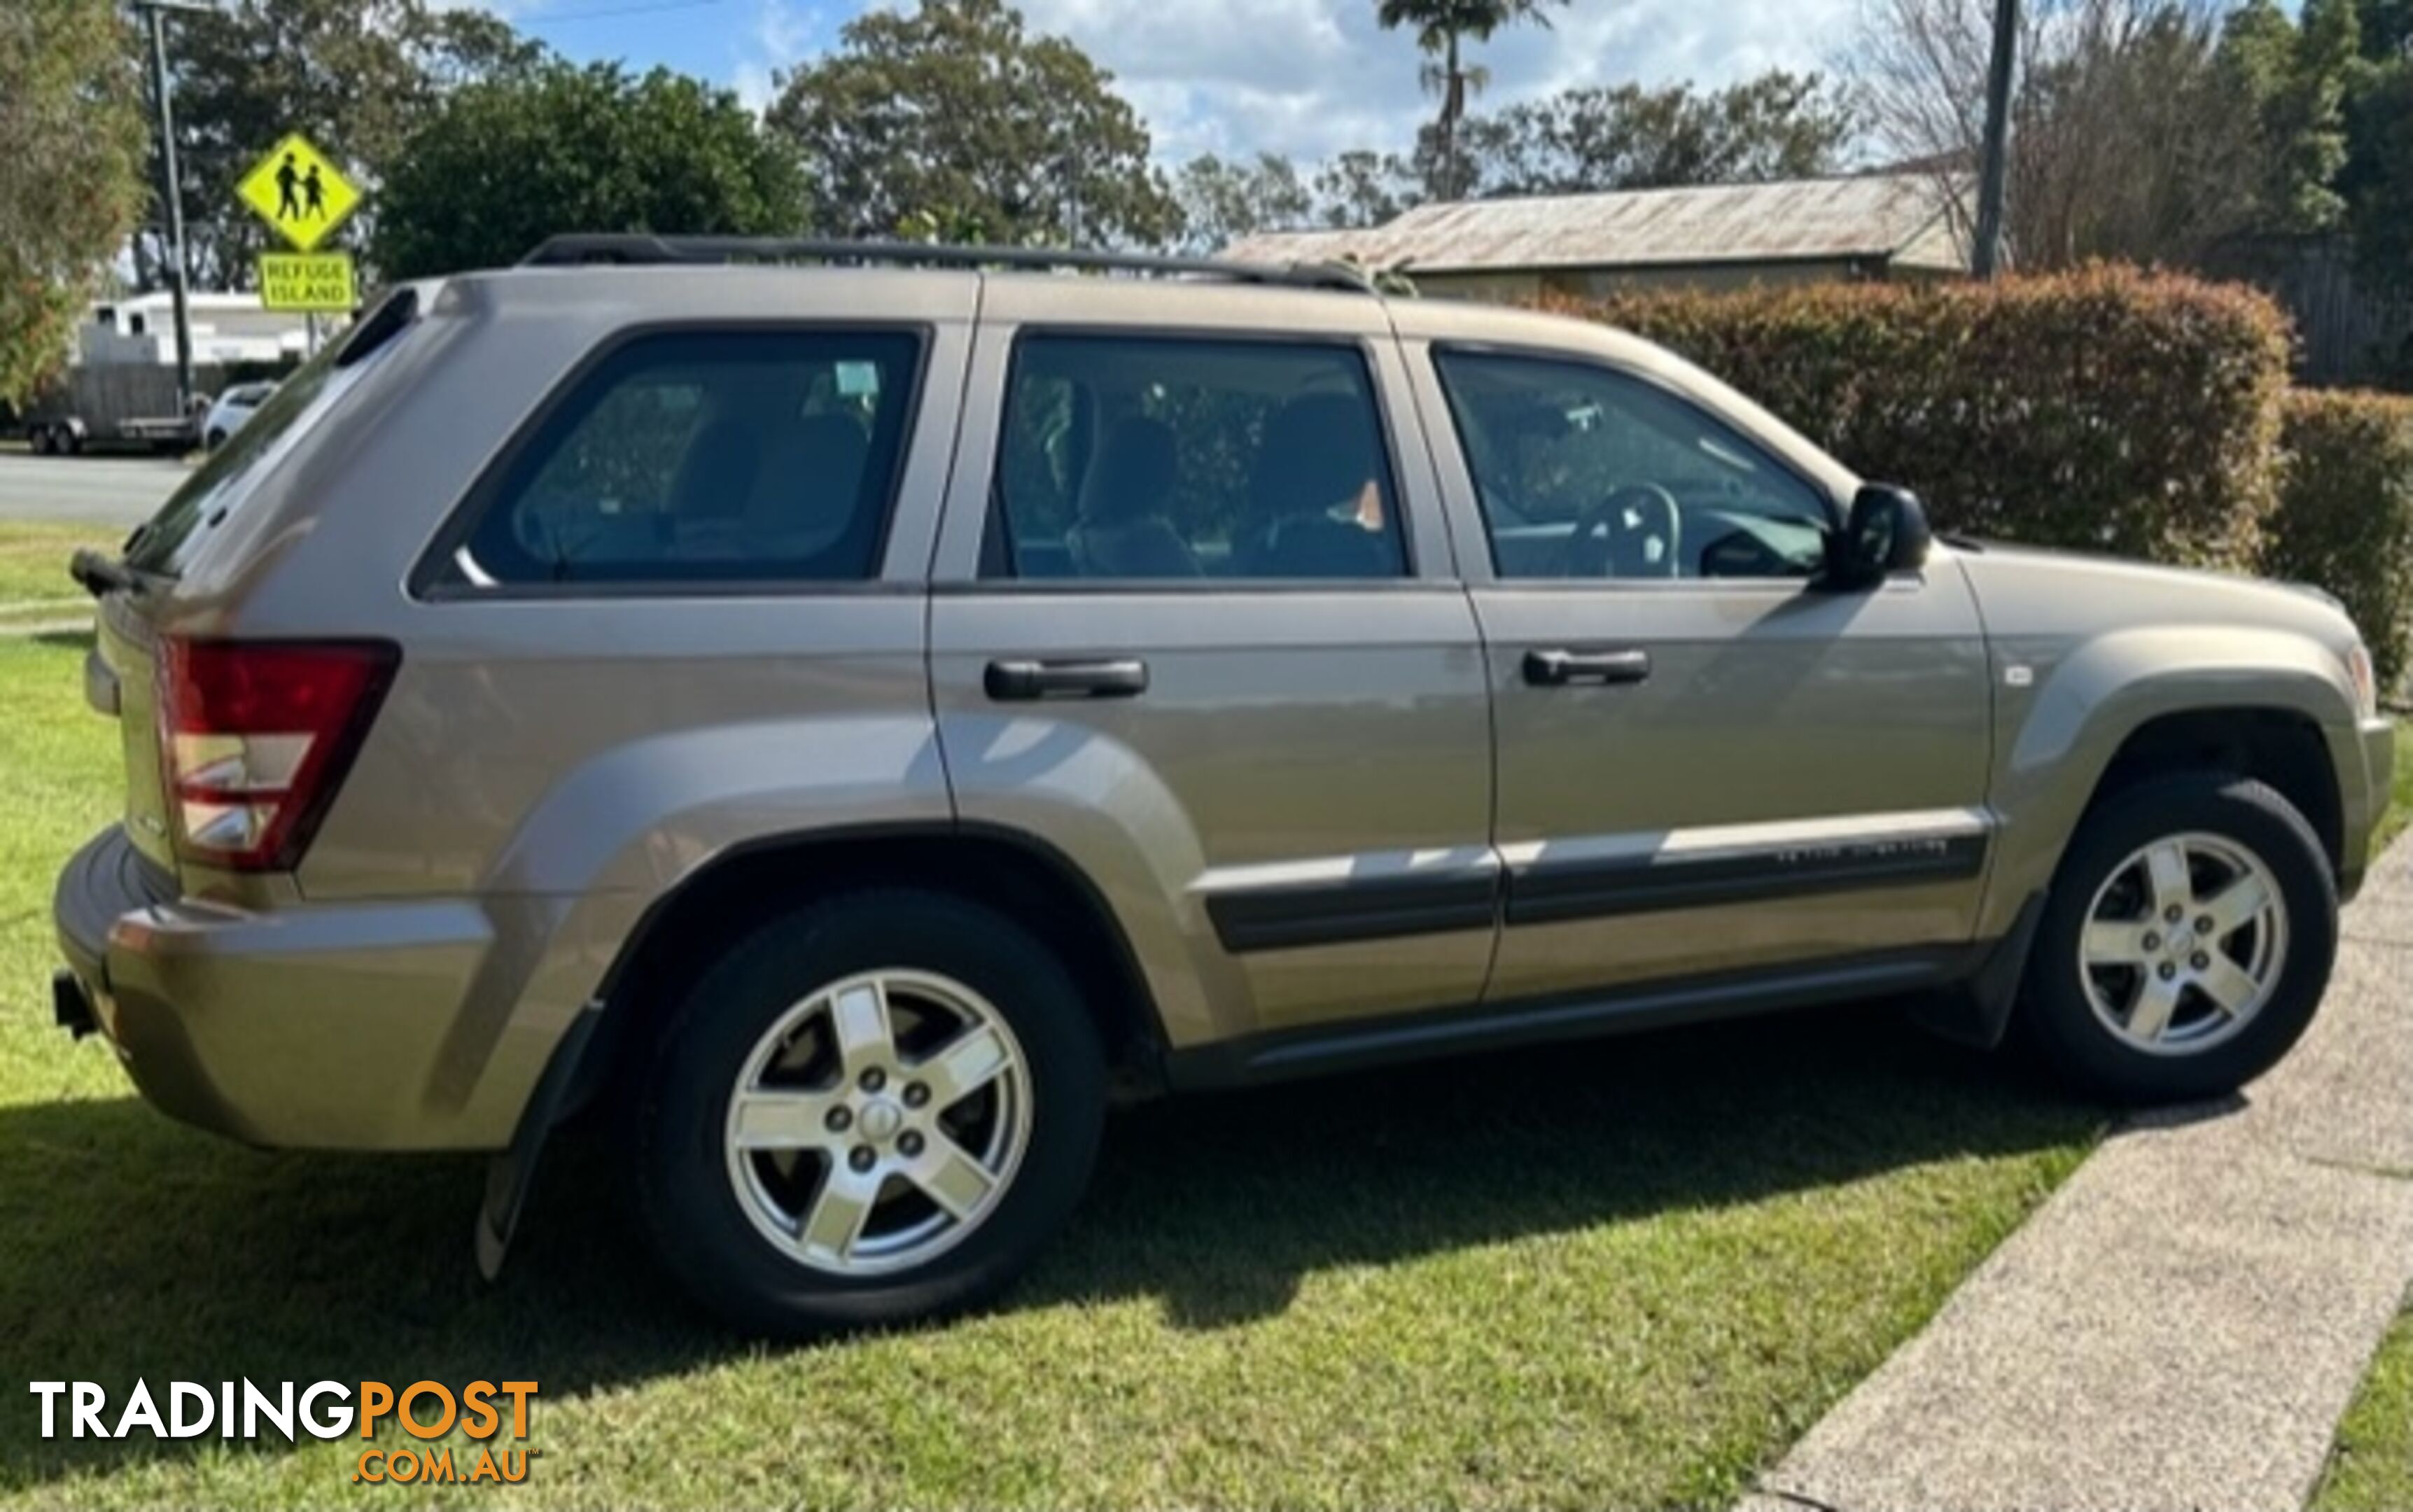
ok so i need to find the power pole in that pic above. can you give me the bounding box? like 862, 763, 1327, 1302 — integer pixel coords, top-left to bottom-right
136, 0, 214, 412
1971, 0, 2019, 279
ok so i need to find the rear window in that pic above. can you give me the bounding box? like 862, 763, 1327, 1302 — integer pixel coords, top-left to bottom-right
444, 328, 923, 589
125, 338, 368, 576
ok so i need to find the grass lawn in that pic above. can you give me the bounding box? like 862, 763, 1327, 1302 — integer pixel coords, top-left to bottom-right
2317, 1310, 2413, 1512
2379, 717, 2413, 851
0, 523, 102, 632
0, 533, 2095, 1508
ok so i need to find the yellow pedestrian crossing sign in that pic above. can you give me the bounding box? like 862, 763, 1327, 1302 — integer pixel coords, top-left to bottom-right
237, 133, 360, 252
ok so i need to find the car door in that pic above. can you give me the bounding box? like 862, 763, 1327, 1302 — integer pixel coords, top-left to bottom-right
1402, 326, 1995, 1007
926, 279, 1496, 1051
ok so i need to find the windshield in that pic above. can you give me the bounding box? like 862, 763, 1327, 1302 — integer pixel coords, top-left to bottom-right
126, 295, 414, 577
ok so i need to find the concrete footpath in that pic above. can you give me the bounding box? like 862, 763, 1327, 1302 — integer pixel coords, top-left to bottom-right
1743, 831, 2413, 1512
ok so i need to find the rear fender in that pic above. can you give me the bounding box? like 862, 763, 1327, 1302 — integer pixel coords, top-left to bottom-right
412, 715, 953, 1147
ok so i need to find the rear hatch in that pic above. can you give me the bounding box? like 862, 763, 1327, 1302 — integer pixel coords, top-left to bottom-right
84, 293, 422, 882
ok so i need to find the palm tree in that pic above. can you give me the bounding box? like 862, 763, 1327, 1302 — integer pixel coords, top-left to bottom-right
1376, 0, 1568, 199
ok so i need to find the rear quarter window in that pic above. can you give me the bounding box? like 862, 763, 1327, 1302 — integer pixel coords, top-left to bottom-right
436, 328, 923, 590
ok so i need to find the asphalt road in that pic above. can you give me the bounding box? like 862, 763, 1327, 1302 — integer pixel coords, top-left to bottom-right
0, 452, 186, 529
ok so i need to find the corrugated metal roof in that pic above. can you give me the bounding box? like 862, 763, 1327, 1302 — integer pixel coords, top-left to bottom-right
1224, 172, 1970, 274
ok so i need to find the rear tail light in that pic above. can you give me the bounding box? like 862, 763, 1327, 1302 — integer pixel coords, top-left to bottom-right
157, 638, 398, 872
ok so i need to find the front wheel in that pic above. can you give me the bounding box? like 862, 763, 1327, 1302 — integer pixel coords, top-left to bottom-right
2019, 772, 2337, 1103
634, 890, 1105, 1336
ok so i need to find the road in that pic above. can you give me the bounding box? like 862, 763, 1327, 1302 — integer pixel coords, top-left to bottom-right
0, 453, 186, 529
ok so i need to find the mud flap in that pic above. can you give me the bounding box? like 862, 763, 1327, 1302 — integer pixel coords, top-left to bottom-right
474, 1006, 601, 1281
1910, 890, 2048, 1050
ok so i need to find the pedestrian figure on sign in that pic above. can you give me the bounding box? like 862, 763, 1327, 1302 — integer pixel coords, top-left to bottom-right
303, 165, 327, 220
276, 153, 300, 220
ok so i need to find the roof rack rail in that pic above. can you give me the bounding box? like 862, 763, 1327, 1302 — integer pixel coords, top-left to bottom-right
517, 234, 1380, 295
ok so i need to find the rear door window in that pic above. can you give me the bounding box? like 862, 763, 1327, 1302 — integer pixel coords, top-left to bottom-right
449, 328, 922, 588
984, 335, 1407, 582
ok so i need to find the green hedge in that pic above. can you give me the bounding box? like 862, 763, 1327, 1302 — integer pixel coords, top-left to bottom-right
2267, 391, 2413, 689
1567, 267, 2295, 572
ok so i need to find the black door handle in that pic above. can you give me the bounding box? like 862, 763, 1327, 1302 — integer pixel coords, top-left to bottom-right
1523, 648, 1651, 687
984, 657, 1150, 701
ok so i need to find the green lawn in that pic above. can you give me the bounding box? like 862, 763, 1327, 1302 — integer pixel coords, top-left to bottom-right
0, 522, 104, 623
2317, 1310, 2413, 1512
2380, 718, 2413, 851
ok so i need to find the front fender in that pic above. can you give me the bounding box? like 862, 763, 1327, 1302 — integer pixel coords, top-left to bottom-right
1981, 625, 2362, 931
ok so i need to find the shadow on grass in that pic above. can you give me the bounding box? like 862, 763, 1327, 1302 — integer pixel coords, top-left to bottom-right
0, 1002, 2097, 1492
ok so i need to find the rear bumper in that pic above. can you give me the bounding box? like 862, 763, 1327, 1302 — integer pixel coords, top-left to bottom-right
51, 825, 526, 1151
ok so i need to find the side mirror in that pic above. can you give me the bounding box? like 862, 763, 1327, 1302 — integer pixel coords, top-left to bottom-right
1823, 484, 1932, 590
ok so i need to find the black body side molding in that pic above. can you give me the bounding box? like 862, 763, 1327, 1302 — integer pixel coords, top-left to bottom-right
1166, 942, 1989, 1091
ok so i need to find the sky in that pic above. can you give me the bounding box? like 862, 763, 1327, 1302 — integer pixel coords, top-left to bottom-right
501, 0, 1862, 165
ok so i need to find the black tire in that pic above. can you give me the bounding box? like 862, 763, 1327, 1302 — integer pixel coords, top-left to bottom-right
30, 425, 53, 456
634, 889, 1105, 1336
205, 429, 227, 451
2019, 771, 2337, 1104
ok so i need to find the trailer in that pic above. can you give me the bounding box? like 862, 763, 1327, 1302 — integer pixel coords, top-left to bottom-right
18, 292, 312, 456
21, 363, 208, 456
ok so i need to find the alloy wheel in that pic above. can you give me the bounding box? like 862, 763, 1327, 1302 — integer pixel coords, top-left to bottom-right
722, 969, 1033, 1277
2078, 831, 2289, 1056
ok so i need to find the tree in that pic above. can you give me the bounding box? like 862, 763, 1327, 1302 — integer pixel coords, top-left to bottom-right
1850, 0, 2274, 268
1173, 153, 1313, 253
1376, 0, 1567, 200
374, 62, 806, 279
0, 0, 144, 405
146, 0, 543, 289
1310, 150, 1420, 228
2339, 0, 2413, 302
767, 0, 1177, 248
2218, 0, 2358, 235
1441, 71, 1861, 198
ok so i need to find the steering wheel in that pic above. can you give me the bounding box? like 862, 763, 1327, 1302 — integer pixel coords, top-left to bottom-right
1553, 482, 1683, 579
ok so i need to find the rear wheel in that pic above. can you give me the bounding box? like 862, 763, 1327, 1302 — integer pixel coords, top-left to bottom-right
29, 424, 53, 456
2020, 772, 2336, 1103
634, 890, 1105, 1335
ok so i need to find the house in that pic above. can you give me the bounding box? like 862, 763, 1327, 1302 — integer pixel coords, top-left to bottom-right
76, 292, 314, 368
1222, 172, 1974, 301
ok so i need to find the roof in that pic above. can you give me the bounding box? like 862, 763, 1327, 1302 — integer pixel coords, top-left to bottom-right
1222, 173, 1971, 276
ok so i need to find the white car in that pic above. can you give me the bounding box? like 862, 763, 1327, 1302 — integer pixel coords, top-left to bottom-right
201, 382, 276, 449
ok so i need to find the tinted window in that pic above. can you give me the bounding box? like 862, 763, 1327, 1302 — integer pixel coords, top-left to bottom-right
1434, 351, 1833, 582
127, 327, 375, 577
986, 335, 1406, 582
458, 329, 921, 587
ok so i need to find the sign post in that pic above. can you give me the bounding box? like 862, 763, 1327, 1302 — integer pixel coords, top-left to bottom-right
239, 132, 363, 317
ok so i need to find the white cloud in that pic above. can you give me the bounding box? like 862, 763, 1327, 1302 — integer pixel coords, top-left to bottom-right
1019, 0, 1861, 162
732, 0, 823, 113
727, 0, 1861, 162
